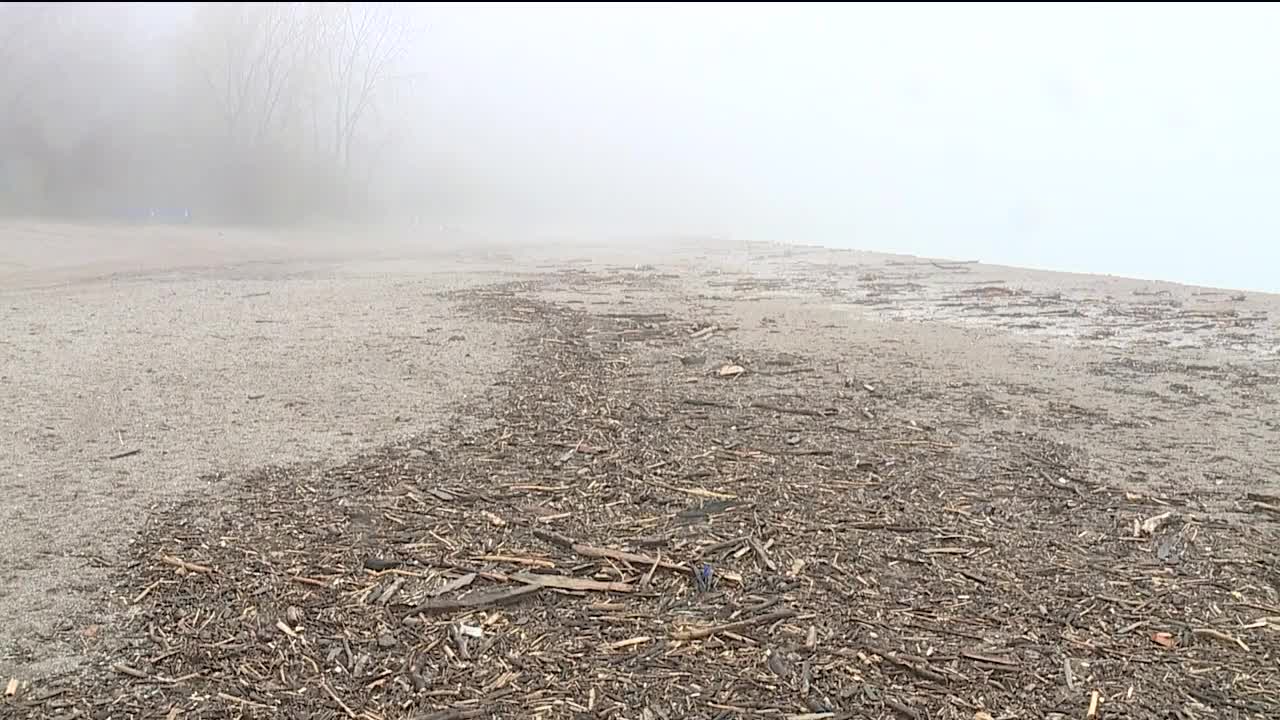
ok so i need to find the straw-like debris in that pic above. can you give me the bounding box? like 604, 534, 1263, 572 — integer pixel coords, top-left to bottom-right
5, 276, 1279, 719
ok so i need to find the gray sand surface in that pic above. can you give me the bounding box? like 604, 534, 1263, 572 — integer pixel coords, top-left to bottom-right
1, 223, 513, 677
2, 224, 1278, 681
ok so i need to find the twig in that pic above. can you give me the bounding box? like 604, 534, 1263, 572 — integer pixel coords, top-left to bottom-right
403, 585, 542, 618
375, 576, 407, 605
112, 662, 149, 679
320, 679, 357, 718
289, 575, 329, 588
749, 401, 834, 417
511, 572, 634, 593
960, 650, 1019, 667
420, 709, 486, 720
132, 579, 165, 604
885, 697, 919, 719
431, 573, 478, 597
683, 398, 732, 409
217, 692, 273, 711
473, 554, 556, 568
532, 528, 575, 549
603, 312, 670, 321
700, 536, 749, 555
1192, 627, 1250, 652
672, 609, 797, 641
535, 529, 690, 573
863, 645, 948, 684
108, 448, 141, 460
749, 537, 777, 572
160, 555, 213, 574
602, 636, 654, 651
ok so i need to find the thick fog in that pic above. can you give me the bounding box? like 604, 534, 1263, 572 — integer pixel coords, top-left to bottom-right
2, 3, 1276, 291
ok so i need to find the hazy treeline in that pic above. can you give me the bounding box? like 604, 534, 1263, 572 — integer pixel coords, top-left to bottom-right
0, 2, 424, 224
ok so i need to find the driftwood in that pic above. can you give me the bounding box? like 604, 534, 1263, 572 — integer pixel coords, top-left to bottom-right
21, 283, 1280, 720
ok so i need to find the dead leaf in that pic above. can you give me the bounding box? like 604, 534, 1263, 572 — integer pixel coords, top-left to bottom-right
974, 713, 995, 720
1151, 631, 1177, 649
717, 364, 746, 378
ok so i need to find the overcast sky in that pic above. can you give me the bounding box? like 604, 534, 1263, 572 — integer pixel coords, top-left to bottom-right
391, 2, 1277, 291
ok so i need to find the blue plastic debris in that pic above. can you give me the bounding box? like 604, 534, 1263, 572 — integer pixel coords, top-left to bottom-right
693, 562, 715, 593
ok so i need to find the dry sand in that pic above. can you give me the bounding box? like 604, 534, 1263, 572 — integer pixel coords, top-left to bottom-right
1, 223, 516, 677
2, 224, 1278, 715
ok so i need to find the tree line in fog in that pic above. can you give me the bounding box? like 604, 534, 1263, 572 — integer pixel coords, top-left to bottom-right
1, 2, 426, 224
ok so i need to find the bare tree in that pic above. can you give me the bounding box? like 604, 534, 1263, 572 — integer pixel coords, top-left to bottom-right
313, 3, 415, 186
1, 3, 141, 215
184, 2, 317, 151
1, 2, 429, 223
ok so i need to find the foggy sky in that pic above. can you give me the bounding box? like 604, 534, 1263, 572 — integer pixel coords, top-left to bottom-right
408, 2, 1278, 292
9, 2, 1277, 291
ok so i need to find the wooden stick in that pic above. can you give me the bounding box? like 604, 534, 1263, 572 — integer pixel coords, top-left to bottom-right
160, 555, 212, 574
602, 636, 653, 651
112, 663, 149, 679
375, 576, 407, 606
886, 697, 919, 719
750, 401, 830, 417
1193, 627, 1250, 652
289, 575, 328, 588
217, 692, 273, 711
532, 528, 575, 549
403, 584, 541, 618
132, 579, 164, 604
473, 555, 556, 568
672, 609, 796, 641
570, 543, 689, 572
320, 680, 357, 718
420, 709, 486, 720
534, 529, 689, 572
431, 573, 477, 597
683, 398, 732, 409
511, 572, 633, 593
960, 650, 1019, 667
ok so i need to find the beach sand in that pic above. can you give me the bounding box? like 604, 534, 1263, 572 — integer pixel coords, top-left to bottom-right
2, 223, 1277, 716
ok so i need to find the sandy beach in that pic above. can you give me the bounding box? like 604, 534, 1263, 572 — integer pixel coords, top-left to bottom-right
2, 223, 1277, 718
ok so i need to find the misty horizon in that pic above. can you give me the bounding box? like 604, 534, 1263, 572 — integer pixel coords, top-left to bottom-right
2, 2, 1277, 292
